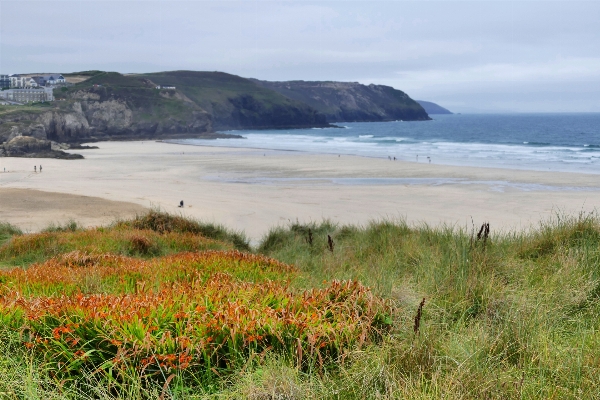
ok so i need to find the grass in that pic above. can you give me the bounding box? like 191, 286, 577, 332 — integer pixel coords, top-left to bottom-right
0, 222, 22, 246
0, 210, 599, 398
139, 71, 328, 129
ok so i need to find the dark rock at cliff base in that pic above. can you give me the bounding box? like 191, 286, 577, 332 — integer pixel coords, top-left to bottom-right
4, 136, 51, 153
416, 101, 453, 115
253, 80, 431, 122
0, 136, 82, 159
68, 144, 99, 150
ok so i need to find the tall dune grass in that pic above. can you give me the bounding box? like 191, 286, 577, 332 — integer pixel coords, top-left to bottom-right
0, 210, 599, 398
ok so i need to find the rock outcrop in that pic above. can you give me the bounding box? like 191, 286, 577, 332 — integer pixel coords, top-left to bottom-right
0, 135, 81, 159
253, 80, 431, 122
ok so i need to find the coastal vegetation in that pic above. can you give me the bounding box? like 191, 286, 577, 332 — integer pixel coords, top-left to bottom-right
139, 71, 331, 130
1, 210, 599, 398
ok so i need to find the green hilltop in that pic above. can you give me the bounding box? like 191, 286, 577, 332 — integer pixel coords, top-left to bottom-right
138, 71, 330, 130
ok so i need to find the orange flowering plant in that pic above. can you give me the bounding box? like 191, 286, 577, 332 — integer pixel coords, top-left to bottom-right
0, 249, 393, 383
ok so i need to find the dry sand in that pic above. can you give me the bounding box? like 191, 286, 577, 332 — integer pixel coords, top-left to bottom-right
1, 140, 599, 241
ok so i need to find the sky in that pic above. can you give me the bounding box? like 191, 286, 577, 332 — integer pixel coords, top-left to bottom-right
1, 0, 599, 113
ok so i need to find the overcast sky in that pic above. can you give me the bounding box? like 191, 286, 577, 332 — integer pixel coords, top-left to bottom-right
1, 0, 599, 113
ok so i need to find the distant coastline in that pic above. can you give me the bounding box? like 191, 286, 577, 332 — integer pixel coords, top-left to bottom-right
0, 70, 443, 159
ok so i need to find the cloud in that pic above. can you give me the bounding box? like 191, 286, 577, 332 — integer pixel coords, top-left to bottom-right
1, 1, 600, 111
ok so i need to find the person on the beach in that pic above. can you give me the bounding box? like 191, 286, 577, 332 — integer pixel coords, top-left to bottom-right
179, 200, 184, 208
34, 166, 36, 172
40, 165, 42, 172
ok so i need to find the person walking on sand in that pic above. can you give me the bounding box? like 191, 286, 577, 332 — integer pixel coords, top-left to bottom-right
179, 200, 184, 208
34, 166, 36, 173
39, 165, 42, 172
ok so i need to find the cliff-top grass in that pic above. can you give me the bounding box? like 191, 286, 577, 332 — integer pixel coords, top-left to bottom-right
0, 209, 599, 399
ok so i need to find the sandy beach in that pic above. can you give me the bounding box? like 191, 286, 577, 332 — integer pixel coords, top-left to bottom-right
1, 140, 599, 241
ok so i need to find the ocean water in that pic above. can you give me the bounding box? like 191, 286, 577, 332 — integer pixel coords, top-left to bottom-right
173, 113, 600, 174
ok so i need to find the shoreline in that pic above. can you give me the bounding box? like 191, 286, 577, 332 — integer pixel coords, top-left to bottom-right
1, 140, 599, 241
168, 115, 600, 176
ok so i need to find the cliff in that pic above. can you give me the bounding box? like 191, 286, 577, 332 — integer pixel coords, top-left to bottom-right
0, 71, 332, 154
252, 80, 431, 122
416, 100, 452, 115
138, 71, 331, 130
0, 73, 216, 147
1, 70, 432, 158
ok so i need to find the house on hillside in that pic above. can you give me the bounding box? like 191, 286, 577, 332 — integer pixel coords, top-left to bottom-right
31, 76, 47, 87
28, 74, 66, 87
43, 74, 66, 85
26, 78, 39, 87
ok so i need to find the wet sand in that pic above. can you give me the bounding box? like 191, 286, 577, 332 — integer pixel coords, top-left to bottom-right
0, 187, 146, 233
1, 140, 599, 241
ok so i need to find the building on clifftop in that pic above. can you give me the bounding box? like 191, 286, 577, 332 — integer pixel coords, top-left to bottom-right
0, 87, 54, 103
0, 75, 10, 89
9, 74, 26, 88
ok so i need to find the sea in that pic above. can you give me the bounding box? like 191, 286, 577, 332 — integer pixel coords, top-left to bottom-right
172, 113, 600, 175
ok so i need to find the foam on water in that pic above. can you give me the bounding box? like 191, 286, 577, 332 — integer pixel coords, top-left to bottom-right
171, 114, 600, 174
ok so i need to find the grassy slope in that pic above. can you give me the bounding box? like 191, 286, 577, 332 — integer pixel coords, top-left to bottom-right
55, 72, 206, 124
139, 71, 329, 130
1, 212, 599, 398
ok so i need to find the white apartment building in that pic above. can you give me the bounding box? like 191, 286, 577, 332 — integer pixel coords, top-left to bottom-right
9, 74, 27, 88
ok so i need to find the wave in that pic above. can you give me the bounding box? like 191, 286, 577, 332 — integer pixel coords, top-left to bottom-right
522, 141, 552, 146
173, 119, 600, 174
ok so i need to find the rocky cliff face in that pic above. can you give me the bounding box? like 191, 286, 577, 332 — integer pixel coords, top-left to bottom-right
216, 93, 328, 130
0, 88, 213, 145
253, 80, 431, 122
